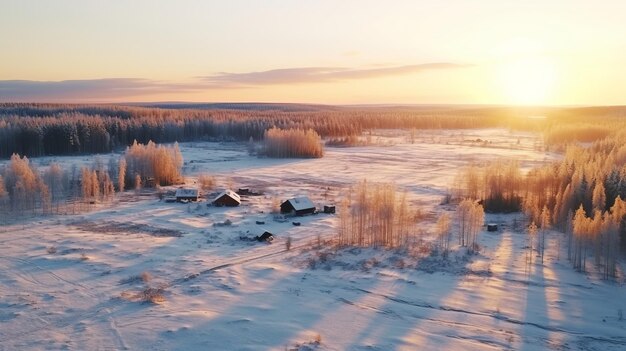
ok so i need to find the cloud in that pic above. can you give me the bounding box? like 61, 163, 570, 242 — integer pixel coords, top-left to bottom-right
0, 63, 470, 101
200, 63, 469, 87
0, 78, 201, 102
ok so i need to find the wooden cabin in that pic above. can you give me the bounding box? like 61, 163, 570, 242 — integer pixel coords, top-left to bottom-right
487, 223, 498, 232
237, 188, 250, 195
323, 205, 336, 214
213, 190, 241, 207
175, 188, 199, 202
280, 197, 316, 216
257, 231, 274, 242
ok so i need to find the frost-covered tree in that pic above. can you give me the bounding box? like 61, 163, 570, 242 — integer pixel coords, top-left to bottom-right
0, 175, 8, 215
80, 167, 96, 202
0, 175, 6, 198
604, 196, 625, 278
453, 160, 522, 213
43, 163, 66, 212
456, 199, 484, 252
124, 141, 183, 186
592, 181, 606, 212
198, 174, 216, 191
134, 174, 142, 194
538, 206, 551, 264
263, 127, 324, 158
338, 180, 414, 248
118, 157, 126, 192
101, 172, 114, 200
572, 205, 589, 271
527, 221, 538, 267
436, 213, 452, 257
3, 154, 42, 212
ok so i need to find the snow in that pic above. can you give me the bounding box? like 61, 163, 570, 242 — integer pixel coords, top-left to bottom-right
1, 128, 625, 351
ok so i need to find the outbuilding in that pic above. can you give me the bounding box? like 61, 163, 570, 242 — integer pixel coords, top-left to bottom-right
213, 190, 241, 207
281, 197, 316, 216
487, 223, 498, 232
175, 188, 199, 202
237, 188, 250, 195
164, 195, 177, 203
257, 231, 274, 242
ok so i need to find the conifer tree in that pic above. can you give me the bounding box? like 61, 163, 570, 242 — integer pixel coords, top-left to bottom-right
592, 181, 606, 212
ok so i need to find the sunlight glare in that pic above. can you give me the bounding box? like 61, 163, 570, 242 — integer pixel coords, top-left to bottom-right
496, 56, 557, 105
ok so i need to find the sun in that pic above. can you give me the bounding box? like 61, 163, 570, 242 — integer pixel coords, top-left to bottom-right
496, 56, 557, 105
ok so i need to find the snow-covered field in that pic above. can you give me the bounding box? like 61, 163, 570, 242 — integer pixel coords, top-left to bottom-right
1, 129, 625, 351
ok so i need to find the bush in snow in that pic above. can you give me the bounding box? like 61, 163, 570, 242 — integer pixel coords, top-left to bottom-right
124, 140, 183, 187
197, 173, 216, 191
262, 127, 324, 158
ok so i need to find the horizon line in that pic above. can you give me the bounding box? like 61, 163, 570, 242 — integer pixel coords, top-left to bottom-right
0, 100, 612, 109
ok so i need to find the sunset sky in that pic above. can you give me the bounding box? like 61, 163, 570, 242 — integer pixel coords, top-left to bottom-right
1, 0, 625, 105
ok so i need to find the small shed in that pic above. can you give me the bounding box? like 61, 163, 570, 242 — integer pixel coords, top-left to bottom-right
237, 188, 263, 196
175, 188, 199, 202
487, 223, 498, 232
257, 231, 274, 242
281, 197, 316, 216
237, 188, 250, 195
273, 214, 288, 222
145, 177, 157, 188
213, 190, 241, 207
323, 205, 336, 214
164, 195, 177, 203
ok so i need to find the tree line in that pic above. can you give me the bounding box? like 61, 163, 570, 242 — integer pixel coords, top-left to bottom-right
0, 103, 554, 158
523, 133, 626, 278
0, 141, 183, 217
453, 125, 626, 278
3, 103, 626, 159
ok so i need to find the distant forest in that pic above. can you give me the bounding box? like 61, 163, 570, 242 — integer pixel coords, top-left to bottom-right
1, 102, 625, 158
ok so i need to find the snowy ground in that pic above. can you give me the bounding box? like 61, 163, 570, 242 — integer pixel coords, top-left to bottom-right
1, 129, 625, 351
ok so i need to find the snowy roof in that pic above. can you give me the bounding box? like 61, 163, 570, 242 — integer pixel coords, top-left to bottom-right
175, 188, 199, 197
213, 190, 241, 203
284, 197, 315, 211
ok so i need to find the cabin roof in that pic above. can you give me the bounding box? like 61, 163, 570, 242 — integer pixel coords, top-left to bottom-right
283, 197, 315, 211
175, 188, 199, 197
213, 189, 241, 203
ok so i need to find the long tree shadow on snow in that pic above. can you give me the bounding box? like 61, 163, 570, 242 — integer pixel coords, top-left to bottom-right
152, 262, 385, 350
340, 230, 525, 350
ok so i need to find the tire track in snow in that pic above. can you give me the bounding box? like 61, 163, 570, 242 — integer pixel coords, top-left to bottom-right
0, 255, 114, 347
0, 259, 42, 286
167, 235, 328, 288
0, 256, 95, 297
0, 234, 325, 346
108, 314, 129, 350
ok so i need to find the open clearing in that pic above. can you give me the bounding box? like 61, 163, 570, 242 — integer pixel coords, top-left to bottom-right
1, 129, 625, 351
